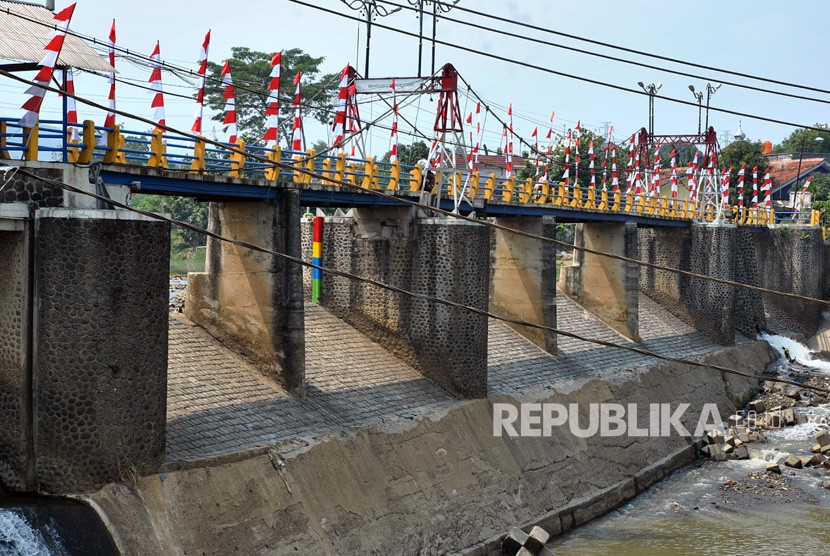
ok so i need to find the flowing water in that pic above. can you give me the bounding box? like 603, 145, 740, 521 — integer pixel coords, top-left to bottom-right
0, 499, 117, 556
551, 334, 830, 555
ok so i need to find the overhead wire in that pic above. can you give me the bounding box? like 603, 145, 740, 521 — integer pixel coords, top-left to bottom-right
288, 0, 830, 134
376, 0, 830, 107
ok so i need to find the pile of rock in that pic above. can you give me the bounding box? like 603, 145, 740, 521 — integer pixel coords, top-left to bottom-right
776, 430, 830, 477
501, 526, 555, 556
759, 380, 828, 410
701, 416, 764, 461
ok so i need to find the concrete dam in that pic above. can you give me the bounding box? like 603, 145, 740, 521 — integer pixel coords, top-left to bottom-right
0, 162, 825, 554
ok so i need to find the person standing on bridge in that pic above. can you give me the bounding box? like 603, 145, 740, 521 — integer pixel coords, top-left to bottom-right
417, 158, 435, 191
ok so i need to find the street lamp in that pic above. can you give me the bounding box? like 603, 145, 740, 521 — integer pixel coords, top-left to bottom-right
794, 135, 825, 194
406, 0, 460, 77
340, 0, 401, 78
704, 83, 721, 131
688, 85, 704, 135
638, 81, 662, 138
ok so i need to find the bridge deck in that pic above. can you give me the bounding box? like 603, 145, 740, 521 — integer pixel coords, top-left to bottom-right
165, 295, 748, 465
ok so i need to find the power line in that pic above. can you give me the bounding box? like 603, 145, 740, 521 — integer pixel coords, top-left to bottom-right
7, 162, 828, 398
405, 0, 830, 97
377, 0, 830, 107
4, 67, 827, 310
288, 0, 830, 134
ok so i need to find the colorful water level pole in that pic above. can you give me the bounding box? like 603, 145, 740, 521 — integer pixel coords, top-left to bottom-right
311, 216, 323, 303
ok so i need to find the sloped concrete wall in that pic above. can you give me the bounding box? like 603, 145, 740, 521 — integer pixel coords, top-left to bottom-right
89, 341, 770, 555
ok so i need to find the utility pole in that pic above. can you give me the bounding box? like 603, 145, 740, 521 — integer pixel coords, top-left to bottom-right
688, 85, 703, 135
340, 0, 401, 77
637, 82, 662, 138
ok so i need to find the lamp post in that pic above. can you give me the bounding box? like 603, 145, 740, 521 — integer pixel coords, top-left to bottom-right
406, 0, 426, 77
340, 0, 401, 77
637, 81, 662, 138
688, 85, 703, 135
794, 135, 825, 195
704, 83, 721, 131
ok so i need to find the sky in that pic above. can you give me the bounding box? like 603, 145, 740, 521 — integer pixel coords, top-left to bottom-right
4, 0, 830, 156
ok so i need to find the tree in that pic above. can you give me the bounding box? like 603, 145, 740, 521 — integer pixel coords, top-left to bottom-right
809, 173, 830, 202
203, 47, 339, 147
132, 195, 208, 249
774, 127, 830, 154
714, 141, 769, 205
381, 140, 429, 166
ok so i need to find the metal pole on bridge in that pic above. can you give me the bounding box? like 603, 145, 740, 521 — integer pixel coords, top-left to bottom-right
312, 216, 324, 303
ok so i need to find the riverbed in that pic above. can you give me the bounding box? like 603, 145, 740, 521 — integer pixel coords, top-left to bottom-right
551, 334, 830, 555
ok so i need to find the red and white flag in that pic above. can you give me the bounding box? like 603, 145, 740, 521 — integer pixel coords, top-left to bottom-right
762, 166, 772, 209
505, 103, 514, 177
388, 78, 398, 162
651, 144, 661, 198
263, 51, 281, 147
148, 41, 166, 130
104, 19, 117, 134
62, 68, 79, 142
751, 165, 759, 208
291, 71, 304, 152
192, 30, 210, 134
737, 163, 745, 214
670, 148, 678, 205
331, 64, 350, 151
220, 60, 237, 144
19, 3, 77, 128
610, 142, 619, 193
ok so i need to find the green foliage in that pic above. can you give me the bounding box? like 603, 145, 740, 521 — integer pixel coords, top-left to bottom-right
546, 129, 605, 187
717, 141, 769, 204
203, 47, 339, 146
808, 173, 830, 202
132, 195, 207, 249
773, 128, 830, 154
381, 140, 429, 166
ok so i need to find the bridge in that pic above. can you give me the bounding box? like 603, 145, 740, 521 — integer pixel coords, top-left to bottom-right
0, 2, 825, 503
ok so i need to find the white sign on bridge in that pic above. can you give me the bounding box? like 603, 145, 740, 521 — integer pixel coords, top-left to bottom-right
353, 77, 439, 95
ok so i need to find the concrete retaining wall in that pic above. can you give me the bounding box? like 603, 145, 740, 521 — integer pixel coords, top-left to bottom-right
33, 211, 170, 493
88, 341, 771, 555
752, 227, 824, 337
303, 211, 490, 399
0, 208, 170, 494
639, 224, 739, 344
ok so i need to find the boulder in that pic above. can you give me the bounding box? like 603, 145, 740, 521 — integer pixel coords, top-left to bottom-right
807, 454, 824, 467
821, 480, 830, 490
748, 400, 766, 414
709, 443, 727, 462
502, 527, 529, 555
766, 464, 781, 475
524, 526, 550, 554
737, 433, 751, 444
782, 409, 796, 426
817, 430, 830, 448
734, 445, 750, 460
727, 415, 745, 427
812, 444, 822, 454
784, 456, 803, 469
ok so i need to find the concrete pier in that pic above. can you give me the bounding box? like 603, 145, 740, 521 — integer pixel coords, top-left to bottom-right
559, 222, 640, 341
186, 191, 306, 394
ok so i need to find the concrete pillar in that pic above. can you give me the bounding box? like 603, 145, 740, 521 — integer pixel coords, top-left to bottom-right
753, 227, 824, 337
489, 216, 557, 353
0, 211, 34, 492
312, 210, 490, 399
639, 224, 738, 345
186, 190, 305, 394
33, 209, 169, 493
559, 222, 640, 341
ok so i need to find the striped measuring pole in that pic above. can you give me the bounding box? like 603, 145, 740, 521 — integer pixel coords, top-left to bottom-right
311, 216, 323, 303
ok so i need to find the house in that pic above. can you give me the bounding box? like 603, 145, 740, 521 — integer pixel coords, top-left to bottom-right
767, 158, 830, 203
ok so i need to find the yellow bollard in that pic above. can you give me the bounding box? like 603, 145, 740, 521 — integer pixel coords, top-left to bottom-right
597, 189, 609, 211
23, 123, 38, 161
190, 137, 206, 173
265, 145, 283, 181
388, 160, 401, 190
469, 172, 480, 199
502, 176, 515, 202
483, 174, 496, 200
409, 164, 423, 191
147, 129, 168, 169
334, 152, 347, 185
361, 157, 377, 189
74, 120, 96, 165
0, 121, 8, 160
229, 141, 246, 178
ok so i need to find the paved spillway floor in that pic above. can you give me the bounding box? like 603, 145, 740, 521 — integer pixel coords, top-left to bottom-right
165, 294, 747, 464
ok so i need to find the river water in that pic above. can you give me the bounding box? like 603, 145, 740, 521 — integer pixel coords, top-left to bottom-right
552, 334, 830, 555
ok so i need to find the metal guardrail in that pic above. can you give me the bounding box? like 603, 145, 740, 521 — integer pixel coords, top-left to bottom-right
1, 116, 817, 227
